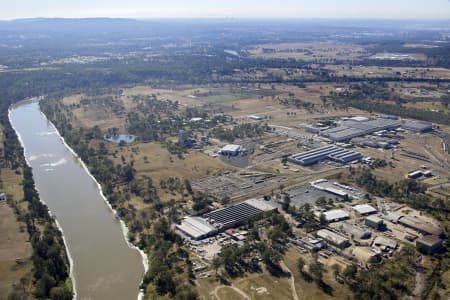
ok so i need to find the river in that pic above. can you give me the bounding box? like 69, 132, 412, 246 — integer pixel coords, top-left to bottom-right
9, 101, 146, 300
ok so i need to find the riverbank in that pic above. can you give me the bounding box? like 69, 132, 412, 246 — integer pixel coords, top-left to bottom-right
39, 106, 149, 299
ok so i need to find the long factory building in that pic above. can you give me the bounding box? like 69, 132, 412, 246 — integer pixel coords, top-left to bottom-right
177, 199, 277, 240
289, 145, 363, 166
320, 118, 401, 142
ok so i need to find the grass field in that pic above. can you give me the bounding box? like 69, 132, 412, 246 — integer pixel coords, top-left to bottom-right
358, 133, 450, 183
216, 286, 247, 300
248, 42, 367, 61
107, 142, 235, 194
0, 201, 33, 297
0, 123, 33, 297
283, 248, 351, 300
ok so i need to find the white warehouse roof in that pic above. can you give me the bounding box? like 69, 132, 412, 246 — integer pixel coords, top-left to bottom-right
373, 236, 398, 249
317, 229, 349, 246
349, 116, 369, 122
176, 216, 217, 239
190, 117, 203, 122
316, 209, 350, 222
353, 204, 377, 215
325, 187, 348, 197
220, 144, 242, 153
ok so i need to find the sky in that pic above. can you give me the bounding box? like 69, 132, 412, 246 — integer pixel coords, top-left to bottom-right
1, 0, 450, 20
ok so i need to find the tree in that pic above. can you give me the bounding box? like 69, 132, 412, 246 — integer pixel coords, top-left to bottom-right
49, 287, 73, 300
331, 264, 341, 279
212, 256, 221, 275
319, 213, 328, 226
316, 196, 327, 207
35, 274, 56, 299
281, 194, 291, 211
343, 264, 357, 281
297, 257, 305, 273
309, 261, 326, 284
184, 179, 193, 194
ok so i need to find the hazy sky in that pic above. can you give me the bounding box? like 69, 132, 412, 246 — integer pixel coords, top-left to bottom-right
1, 0, 450, 20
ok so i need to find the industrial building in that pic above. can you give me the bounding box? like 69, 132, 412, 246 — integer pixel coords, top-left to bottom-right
365, 215, 385, 230
316, 209, 350, 223
176, 216, 218, 240
305, 125, 320, 134
380, 114, 399, 120
219, 144, 242, 156
316, 229, 350, 248
353, 204, 377, 216
416, 235, 443, 254
381, 212, 402, 223
204, 199, 276, 230
340, 223, 371, 239
351, 137, 398, 149
178, 199, 276, 240
373, 236, 398, 250
398, 216, 443, 236
408, 170, 424, 179
249, 115, 263, 121
321, 118, 401, 142
407, 170, 433, 179
190, 117, 203, 122
288, 145, 363, 166
323, 187, 349, 198
402, 121, 433, 133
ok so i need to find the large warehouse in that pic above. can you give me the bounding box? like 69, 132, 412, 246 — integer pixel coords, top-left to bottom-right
402, 121, 433, 133
340, 222, 371, 239
219, 144, 242, 156
204, 199, 277, 230
416, 235, 443, 254
289, 145, 363, 166
321, 118, 401, 142
316, 229, 350, 248
315, 209, 350, 222
176, 216, 218, 240
178, 199, 276, 240
353, 204, 377, 216
398, 216, 443, 236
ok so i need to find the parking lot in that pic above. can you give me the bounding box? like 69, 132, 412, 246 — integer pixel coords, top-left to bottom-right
285, 184, 335, 207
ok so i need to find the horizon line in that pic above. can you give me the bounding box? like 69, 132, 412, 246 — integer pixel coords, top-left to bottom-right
1, 16, 450, 22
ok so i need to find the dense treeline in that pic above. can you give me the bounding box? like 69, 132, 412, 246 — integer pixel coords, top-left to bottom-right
140, 218, 198, 299
23, 167, 72, 299
329, 82, 450, 125
213, 213, 292, 278
1, 113, 72, 299
211, 123, 267, 142
344, 247, 417, 300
